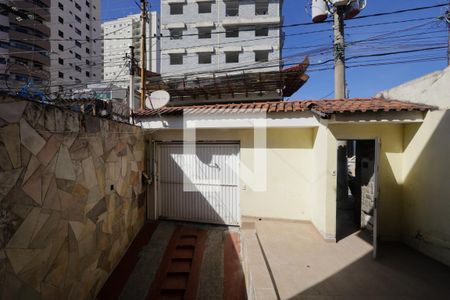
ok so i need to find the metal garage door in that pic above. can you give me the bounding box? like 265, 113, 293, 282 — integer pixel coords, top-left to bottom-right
156, 143, 240, 226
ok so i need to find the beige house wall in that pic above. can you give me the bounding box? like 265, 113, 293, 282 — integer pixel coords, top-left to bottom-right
152, 128, 315, 222
151, 123, 406, 242
378, 66, 450, 266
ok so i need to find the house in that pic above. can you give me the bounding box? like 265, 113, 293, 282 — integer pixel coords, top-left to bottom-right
134, 97, 441, 260
135, 66, 450, 267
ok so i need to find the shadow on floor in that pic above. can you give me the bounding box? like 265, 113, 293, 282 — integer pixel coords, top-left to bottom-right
288, 242, 450, 299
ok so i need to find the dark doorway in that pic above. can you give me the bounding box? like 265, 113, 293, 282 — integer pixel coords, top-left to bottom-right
336, 140, 378, 249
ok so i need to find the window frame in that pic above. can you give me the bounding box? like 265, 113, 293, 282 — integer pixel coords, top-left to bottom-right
254, 50, 270, 62
198, 52, 212, 64
225, 1, 239, 17
169, 3, 183, 15
169, 53, 183, 65
225, 51, 239, 63
198, 27, 212, 39
169, 28, 183, 40
225, 27, 239, 38
198, 2, 212, 14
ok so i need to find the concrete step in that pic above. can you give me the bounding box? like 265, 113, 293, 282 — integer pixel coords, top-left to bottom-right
241, 227, 278, 300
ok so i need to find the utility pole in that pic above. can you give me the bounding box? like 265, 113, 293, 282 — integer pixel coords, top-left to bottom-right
129, 46, 135, 122
140, 0, 147, 111
333, 4, 346, 99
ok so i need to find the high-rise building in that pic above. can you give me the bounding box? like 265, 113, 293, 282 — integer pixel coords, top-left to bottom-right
101, 12, 160, 89
50, 0, 102, 91
159, 0, 283, 77
0, 0, 51, 91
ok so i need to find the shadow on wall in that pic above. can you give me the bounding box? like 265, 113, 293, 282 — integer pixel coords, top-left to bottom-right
286, 242, 450, 299
401, 110, 450, 266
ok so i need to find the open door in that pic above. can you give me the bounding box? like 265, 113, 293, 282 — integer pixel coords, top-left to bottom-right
336, 139, 380, 259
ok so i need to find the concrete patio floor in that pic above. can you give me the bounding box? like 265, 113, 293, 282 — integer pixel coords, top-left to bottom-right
241, 218, 450, 300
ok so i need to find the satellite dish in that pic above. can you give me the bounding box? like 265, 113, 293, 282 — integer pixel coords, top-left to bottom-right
145, 90, 170, 109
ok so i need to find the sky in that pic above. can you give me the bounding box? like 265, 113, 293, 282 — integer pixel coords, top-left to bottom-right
101, 0, 449, 100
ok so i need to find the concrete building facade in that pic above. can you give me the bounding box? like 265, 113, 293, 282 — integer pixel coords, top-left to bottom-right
101, 12, 160, 89
49, 0, 102, 91
160, 0, 283, 77
0, 0, 51, 91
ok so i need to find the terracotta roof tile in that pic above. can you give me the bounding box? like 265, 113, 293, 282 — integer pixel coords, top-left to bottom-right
134, 98, 434, 118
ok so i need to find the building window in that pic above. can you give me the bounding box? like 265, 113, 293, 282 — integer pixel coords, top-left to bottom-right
225, 27, 239, 38
169, 54, 183, 65
170, 4, 183, 15
75, 53, 81, 60
75, 40, 81, 47
0, 25, 8, 33
75, 28, 81, 35
169, 28, 183, 40
33, 63, 43, 70
75, 15, 81, 23
255, 26, 269, 37
58, 16, 64, 24
75, 3, 81, 11
86, 36, 90, 42
75, 66, 81, 72
58, 2, 64, 10
86, 12, 90, 19
255, 0, 269, 15
86, 1, 90, 7
198, 52, 212, 64
198, 2, 211, 14
86, 59, 90, 65
58, 30, 64, 38
225, 1, 239, 17
15, 58, 28, 65
86, 48, 90, 54
58, 58, 64, 65
58, 72, 64, 78
225, 51, 239, 63
0, 57, 6, 64
58, 44, 64, 51
86, 71, 90, 77
198, 27, 212, 39
255, 50, 270, 62
86, 24, 90, 30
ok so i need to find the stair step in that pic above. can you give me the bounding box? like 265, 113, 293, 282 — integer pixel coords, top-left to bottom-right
161, 274, 188, 290
168, 260, 192, 273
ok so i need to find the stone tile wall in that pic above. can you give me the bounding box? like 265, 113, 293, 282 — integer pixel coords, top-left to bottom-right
0, 95, 147, 299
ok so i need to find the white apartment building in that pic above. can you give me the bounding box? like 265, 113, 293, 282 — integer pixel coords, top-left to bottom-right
101, 12, 160, 89
160, 0, 283, 76
50, 0, 102, 91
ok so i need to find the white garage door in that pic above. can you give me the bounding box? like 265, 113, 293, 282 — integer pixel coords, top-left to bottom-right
156, 143, 240, 226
